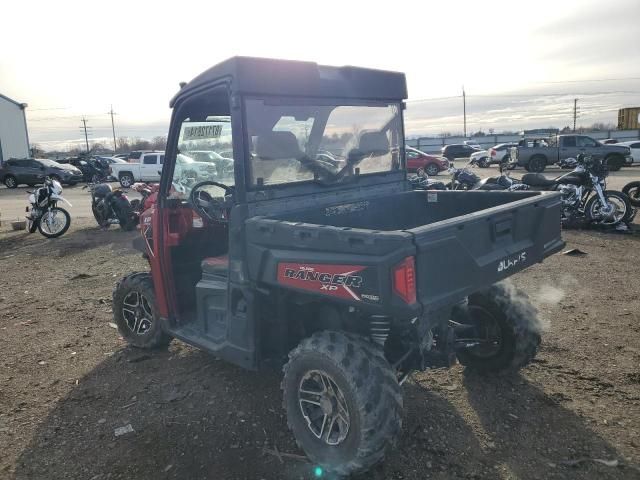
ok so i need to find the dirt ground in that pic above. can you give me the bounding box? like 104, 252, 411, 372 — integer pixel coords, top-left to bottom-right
1, 216, 639, 480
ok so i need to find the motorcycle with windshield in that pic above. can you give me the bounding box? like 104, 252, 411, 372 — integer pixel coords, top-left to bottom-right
513, 154, 633, 227
25, 177, 72, 238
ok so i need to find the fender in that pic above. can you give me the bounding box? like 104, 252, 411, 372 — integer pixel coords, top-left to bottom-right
50, 194, 72, 207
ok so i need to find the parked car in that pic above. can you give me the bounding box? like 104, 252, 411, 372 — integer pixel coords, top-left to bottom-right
113, 153, 129, 160
463, 140, 482, 150
616, 140, 639, 164
441, 143, 480, 161
128, 150, 160, 163
405, 147, 449, 175
512, 134, 632, 172
56, 156, 111, 183
0, 158, 83, 188
469, 149, 491, 168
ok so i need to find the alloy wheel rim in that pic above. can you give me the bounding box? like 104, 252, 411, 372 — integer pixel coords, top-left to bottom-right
122, 291, 153, 335
592, 197, 626, 225
7, 177, 16, 187
40, 210, 66, 235
298, 370, 350, 446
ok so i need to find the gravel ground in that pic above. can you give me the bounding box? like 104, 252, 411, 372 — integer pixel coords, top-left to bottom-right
0, 208, 639, 479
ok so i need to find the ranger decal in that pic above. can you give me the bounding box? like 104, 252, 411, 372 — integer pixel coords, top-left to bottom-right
277, 263, 368, 301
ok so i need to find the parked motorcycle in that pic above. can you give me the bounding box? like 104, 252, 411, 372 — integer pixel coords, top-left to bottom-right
448, 160, 529, 191
409, 162, 528, 192
87, 183, 138, 231
622, 181, 640, 207
514, 154, 633, 227
25, 177, 72, 238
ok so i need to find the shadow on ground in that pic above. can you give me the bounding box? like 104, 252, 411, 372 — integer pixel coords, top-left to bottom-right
12, 344, 636, 480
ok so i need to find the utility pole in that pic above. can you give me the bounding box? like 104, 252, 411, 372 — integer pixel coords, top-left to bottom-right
463, 86, 467, 138
573, 98, 578, 132
109, 105, 117, 153
80, 117, 90, 153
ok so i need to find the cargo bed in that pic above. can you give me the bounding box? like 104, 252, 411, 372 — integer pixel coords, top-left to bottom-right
246, 189, 564, 319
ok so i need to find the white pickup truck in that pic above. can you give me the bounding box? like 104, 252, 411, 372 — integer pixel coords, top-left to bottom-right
109, 151, 226, 187
109, 152, 165, 187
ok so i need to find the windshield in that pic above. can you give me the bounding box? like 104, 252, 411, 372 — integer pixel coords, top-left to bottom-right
39, 159, 66, 167
245, 100, 402, 187
169, 116, 235, 199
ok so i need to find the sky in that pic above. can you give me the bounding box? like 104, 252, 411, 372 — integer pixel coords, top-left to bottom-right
1, 0, 639, 150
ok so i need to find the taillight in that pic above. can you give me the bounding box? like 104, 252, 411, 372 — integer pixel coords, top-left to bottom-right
490, 149, 496, 157
393, 256, 416, 304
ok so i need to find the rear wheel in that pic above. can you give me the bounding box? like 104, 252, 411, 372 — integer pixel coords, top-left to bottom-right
282, 331, 402, 476
37, 207, 71, 238
585, 190, 630, 226
478, 157, 489, 168
119, 173, 134, 188
26, 216, 38, 233
528, 156, 546, 173
112, 272, 172, 348
622, 181, 640, 207
453, 282, 541, 374
4, 175, 17, 188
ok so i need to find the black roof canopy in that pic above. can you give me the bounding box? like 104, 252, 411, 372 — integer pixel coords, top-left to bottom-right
170, 56, 407, 107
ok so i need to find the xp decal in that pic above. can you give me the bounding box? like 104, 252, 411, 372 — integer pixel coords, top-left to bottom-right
277, 263, 372, 301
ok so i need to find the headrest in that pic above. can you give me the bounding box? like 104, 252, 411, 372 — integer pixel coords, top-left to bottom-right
255, 131, 303, 160
357, 130, 389, 157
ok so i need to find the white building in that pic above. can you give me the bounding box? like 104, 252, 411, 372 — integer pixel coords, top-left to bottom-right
0, 93, 29, 163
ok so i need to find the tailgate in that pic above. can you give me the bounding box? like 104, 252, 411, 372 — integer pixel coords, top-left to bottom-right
409, 191, 564, 311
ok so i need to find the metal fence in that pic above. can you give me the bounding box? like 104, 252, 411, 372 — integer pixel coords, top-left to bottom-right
406, 129, 640, 154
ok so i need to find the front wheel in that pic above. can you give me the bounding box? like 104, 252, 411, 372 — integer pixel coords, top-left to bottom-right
37, 207, 71, 238
282, 331, 402, 477
605, 156, 623, 172
622, 181, 640, 207
92, 202, 110, 228
585, 190, 630, 226
112, 272, 172, 348
478, 157, 489, 168
453, 282, 542, 374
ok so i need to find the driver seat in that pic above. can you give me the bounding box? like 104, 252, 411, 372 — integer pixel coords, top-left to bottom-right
201, 255, 229, 277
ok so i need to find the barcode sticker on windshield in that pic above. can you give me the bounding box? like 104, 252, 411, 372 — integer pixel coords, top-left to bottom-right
427, 192, 438, 203
183, 125, 222, 141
